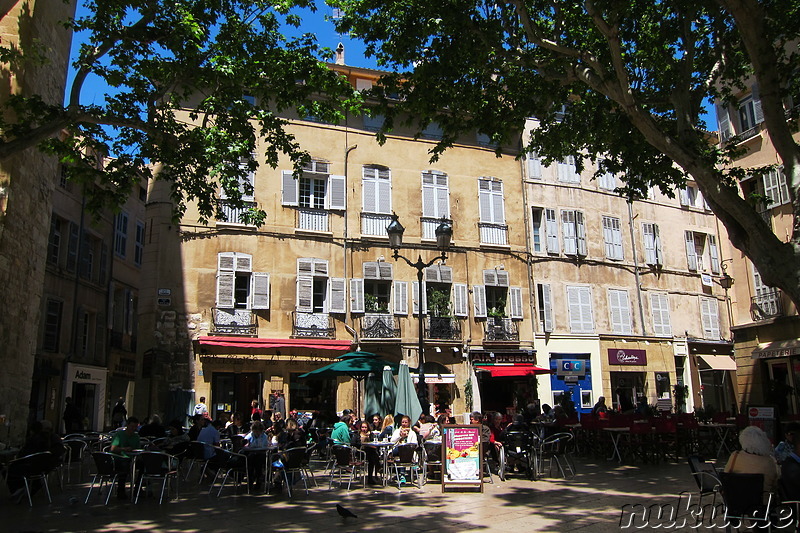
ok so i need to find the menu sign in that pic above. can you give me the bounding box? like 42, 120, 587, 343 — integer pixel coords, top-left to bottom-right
608, 348, 647, 365
441, 425, 483, 492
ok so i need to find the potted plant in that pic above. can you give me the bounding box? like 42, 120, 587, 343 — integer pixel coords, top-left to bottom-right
364, 293, 388, 314
673, 384, 689, 413
427, 288, 451, 317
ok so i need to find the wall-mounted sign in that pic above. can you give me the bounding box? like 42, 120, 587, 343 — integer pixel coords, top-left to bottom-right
470, 351, 536, 365
158, 298, 171, 306
608, 348, 647, 365
556, 359, 585, 376
701, 273, 713, 287
158, 288, 171, 296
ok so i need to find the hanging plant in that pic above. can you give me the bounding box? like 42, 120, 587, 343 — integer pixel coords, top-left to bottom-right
427, 288, 452, 317
464, 377, 473, 412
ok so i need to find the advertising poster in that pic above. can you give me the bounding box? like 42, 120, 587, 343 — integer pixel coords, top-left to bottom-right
442, 425, 483, 492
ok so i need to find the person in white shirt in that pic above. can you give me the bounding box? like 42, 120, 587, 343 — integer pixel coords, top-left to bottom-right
194, 397, 209, 417
391, 415, 419, 446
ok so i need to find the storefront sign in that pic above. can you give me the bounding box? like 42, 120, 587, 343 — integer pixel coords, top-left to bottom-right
556, 359, 585, 377
442, 425, 483, 492
470, 351, 536, 365
751, 339, 800, 359
749, 406, 776, 442
608, 348, 647, 365
158, 288, 171, 296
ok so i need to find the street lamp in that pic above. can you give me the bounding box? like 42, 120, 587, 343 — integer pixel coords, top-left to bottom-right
387, 214, 453, 416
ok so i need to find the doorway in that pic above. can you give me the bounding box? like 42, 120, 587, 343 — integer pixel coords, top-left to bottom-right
610, 372, 646, 413
72, 383, 97, 431
211, 372, 262, 421
766, 361, 797, 416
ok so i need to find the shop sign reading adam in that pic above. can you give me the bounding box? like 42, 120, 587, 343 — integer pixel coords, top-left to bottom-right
607, 348, 647, 365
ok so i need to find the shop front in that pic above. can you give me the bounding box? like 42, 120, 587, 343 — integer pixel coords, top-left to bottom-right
601, 340, 677, 414
64, 363, 108, 432
470, 350, 546, 416
691, 340, 737, 415
751, 339, 800, 417
549, 354, 592, 414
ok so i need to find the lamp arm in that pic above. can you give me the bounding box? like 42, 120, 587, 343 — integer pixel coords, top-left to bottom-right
391, 249, 448, 271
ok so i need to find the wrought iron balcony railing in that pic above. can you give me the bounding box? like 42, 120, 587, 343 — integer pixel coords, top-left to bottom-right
211, 308, 258, 336
483, 316, 519, 342
751, 291, 784, 321
425, 316, 463, 340
293, 311, 335, 338
360, 314, 401, 339
360, 212, 392, 237
478, 222, 509, 246
297, 208, 329, 232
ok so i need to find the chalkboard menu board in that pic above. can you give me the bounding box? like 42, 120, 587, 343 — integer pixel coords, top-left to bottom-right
441, 425, 483, 492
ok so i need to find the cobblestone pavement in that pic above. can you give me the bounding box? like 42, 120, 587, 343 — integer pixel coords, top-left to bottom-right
1, 455, 708, 532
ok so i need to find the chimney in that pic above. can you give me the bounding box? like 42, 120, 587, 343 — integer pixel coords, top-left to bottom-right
335, 42, 345, 65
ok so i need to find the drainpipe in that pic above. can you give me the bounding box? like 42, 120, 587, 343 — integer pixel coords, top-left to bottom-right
344, 142, 358, 346
627, 201, 647, 335
518, 142, 538, 343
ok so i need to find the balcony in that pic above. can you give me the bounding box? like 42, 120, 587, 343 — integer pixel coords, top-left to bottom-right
211, 308, 258, 336
478, 222, 509, 246
425, 316, 463, 341
297, 208, 329, 232
483, 317, 519, 342
360, 212, 392, 237
360, 314, 401, 339
217, 200, 257, 225
421, 217, 452, 241
293, 312, 335, 338
751, 291, 784, 321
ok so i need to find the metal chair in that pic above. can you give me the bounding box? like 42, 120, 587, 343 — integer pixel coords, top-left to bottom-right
184, 441, 212, 482
85, 451, 126, 505
504, 431, 536, 480
329, 444, 366, 490
272, 447, 310, 498
390, 442, 422, 489
63, 439, 88, 484
134, 451, 180, 503
7, 451, 57, 506
541, 432, 575, 478
423, 440, 442, 482
208, 447, 249, 497
718, 472, 774, 531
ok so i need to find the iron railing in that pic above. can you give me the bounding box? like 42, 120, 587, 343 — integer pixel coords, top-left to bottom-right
425, 316, 463, 340
483, 316, 519, 341
211, 308, 257, 336
293, 311, 335, 338
751, 292, 784, 321
360, 314, 401, 339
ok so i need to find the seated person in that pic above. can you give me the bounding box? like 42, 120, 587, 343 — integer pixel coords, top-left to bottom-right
110, 416, 141, 499
138, 414, 166, 439
197, 419, 222, 459
331, 414, 353, 445
378, 414, 395, 440
591, 396, 609, 417
775, 423, 800, 464
391, 415, 419, 447
781, 430, 800, 499
243, 421, 269, 490
269, 420, 286, 447
724, 426, 780, 497
416, 415, 440, 441
161, 419, 190, 455
370, 414, 383, 433
280, 419, 306, 450
224, 412, 249, 437
187, 414, 206, 441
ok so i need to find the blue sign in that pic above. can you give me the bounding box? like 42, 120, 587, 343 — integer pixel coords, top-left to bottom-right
557, 359, 585, 376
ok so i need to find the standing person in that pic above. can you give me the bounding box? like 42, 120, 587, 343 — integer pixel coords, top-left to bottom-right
591, 396, 608, 417
250, 399, 263, 420
270, 391, 286, 420
110, 416, 141, 500
193, 397, 209, 418
111, 398, 127, 428
63, 397, 82, 434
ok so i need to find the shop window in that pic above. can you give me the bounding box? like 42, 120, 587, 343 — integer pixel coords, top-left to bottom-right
581, 390, 593, 410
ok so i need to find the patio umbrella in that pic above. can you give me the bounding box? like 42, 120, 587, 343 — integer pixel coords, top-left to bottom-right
363, 372, 382, 419
394, 361, 422, 422
380, 365, 397, 417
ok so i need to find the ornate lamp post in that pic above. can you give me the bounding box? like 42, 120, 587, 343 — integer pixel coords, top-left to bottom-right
386, 214, 453, 416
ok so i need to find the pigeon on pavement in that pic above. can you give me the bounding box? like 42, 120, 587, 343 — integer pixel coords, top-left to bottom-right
336, 504, 358, 518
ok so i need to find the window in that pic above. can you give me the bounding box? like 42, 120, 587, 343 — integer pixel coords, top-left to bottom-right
300, 173, 326, 209
557, 155, 580, 183
685, 230, 718, 273
679, 184, 703, 209
218, 156, 257, 225
527, 151, 542, 180
114, 212, 128, 258
602, 216, 624, 260
608, 289, 632, 335
642, 223, 663, 266
650, 292, 672, 336
762, 168, 790, 208
362, 112, 384, 132
362, 166, 391, 214
700, 297, 721, 340
350, 262, 394, 314
478, 178, 507, 245
561, 210, 587, 256
531, 208, 543, 253
717, 102, 731, 141
134, 221, 145, 266
598, 170, 616, 190
473, 269, 522, 319
421, 171, 450, 239
421, 121, 443, 140
738, 91, 763, 132
216, 252, 270, 310
79, 232, 94, 280
47, 215, 61, 266
42, 298, 63, 352
545, 208, 559, 254
296, 257, 344, 314
281, 161, 346, 212
66, 221, 79, 271
567, 285, 594, 333
537, 283, 554, 333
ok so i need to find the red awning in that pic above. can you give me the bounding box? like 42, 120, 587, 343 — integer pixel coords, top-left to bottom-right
197, 336, 353, 351
475, 364, 552, 377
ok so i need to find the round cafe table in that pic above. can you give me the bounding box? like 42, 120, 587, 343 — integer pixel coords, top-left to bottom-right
362, 440, 394, 486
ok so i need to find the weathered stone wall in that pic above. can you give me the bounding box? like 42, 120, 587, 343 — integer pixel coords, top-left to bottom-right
0, 0, 76, 443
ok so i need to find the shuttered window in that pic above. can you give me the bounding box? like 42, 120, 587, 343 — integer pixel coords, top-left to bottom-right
567, 285, 594, 333
478, 178, 505, 224
545, 208, 559, 254
362, 166, 391, 214
602, 216, 624, 260
557, 155, 580, 183
562, 210, 586, 256
393, 281, 409, 315
700, 297, 721, 340
216, 252, 267, 310
642, 223, 663, 266
422, 171, 449, 219
650, 292, 672, 336
608, 289, 632, 335
537, 284, 554, 333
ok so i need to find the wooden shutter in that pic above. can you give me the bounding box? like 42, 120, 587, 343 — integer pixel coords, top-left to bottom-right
235, 253, 252, 272
422, 173, 436, 217
708, 235, 720, 274
527, 152, 542, 179
651, 293, 672, 336
393, 281, 408, 315
435, 174, 449, 218
575, 211, 587, 256
509, 287, 523, 319
296, 276, 313, 312
562, 210, 577, 255
685, 230, 698, 271
377, 168, 391, 214
539, 284, 553, 333
453, 283, 468, 317
362, 168, 377, 213
716, 104, 731, 141
545, 208, 559, 254
281, 170, 298, 206
473, 285, 487, 318
496, 270, 510, 287
239, 156, 255, 201
328, 278, 347, 313
350, 278, 365, 313
608, 289, 631, 335
752, 84, 764, 124
328, 175, 346, 210
216, 272, 235, 308
218, 252, 236, 272
412, 281, 427, 315
378, 262, 393, 280
312, 259, 328, 276
700, 297, 721, 339
653, 224, 663, 265
424, 266, 441, 283
479, 179, 492, 223
363, 262, 379, 279
250, 272, 270, 309
483, 269, 498, 286
439, 266, 453, 284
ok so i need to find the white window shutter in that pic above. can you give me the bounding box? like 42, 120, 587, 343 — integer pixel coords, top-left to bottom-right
297, 258, 314, 276
496, 270, 510, 287
377, 169, 392, 214
653, 224, 663, 265
412, 281, 427, 315
350, 278, 365, 313
700, 298, 721, 339
422, 176, 436, 217
328, 277, 347, 313
492, 181, 505, 223
424, 266, 441, 283
540, 284, 554, 333
708, 235, 720, 274
751, 84, 764, 124
527, 152, 542, 180
478, 179, 492, 223
239, 156, 255, 201
216, 272, 235, 308
218, 252, 236, 272
362, 171, 377, 213
685, 230, 698, 271
562, 211, 577, 255
436, 177, 449, 218
473, 285, 487, 318
439, 266, 453, 284
363, 262, 379, 279
453, 283, 468, 317
281, 170, 298, 206
328, 175, 346, 210
509, 287, 523, 319
393, 281, 408, 315
250, 272, 270, 309
567, 286, 581, 333
296, 275, 313, 312
482, 269, 498, 286
235, 253, 252, 272
680, 188, 690, 206
576, 211, 587, 256
312, 259, 329, 277
651, 293, 672, 336
545, 209, 559, 254
717, 104, 731, 141
378, 262, 393, 280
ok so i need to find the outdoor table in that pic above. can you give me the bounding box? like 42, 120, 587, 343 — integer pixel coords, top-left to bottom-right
362, 440, 394, 486
127, 449, 147, 501
701, 423, 737, 457
603, 427, 630, 463
0, 448, 19, 486
241, 445, 278, 491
